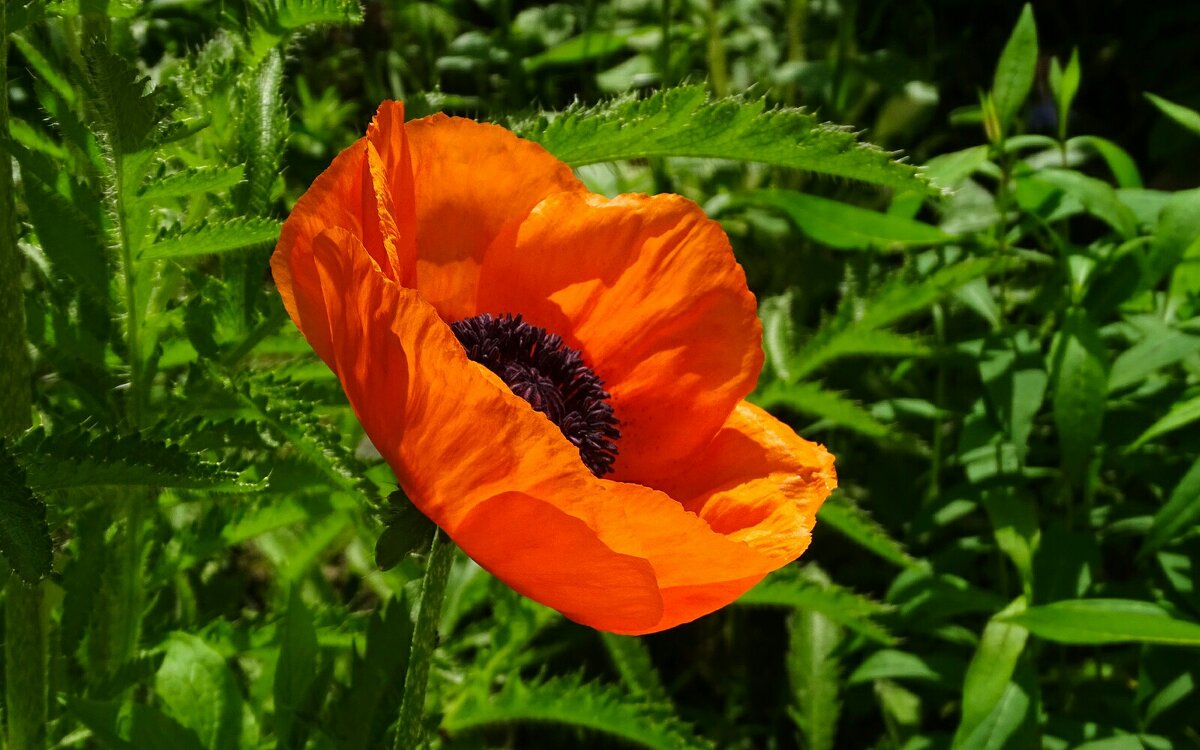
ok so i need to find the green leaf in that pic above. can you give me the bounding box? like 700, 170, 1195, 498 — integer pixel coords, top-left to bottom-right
733, 189, 952, 251
138, 166, 245, 201
14, 428, 261, 492
857, 257, 1003, 331
142, 218, 282, 260
1145, 92, 1200, 138
980, 490, 1039, 596
84, 37, 162, 154
1050, 308, 1109, 487
155, 633, 244, 750
601, 632, 671, 704
234, 49, 288, 215
63, 696, 134, 750
754, 381, 916, 447
978, 329, 1047, 463
787, 567, 842, 750
1131, 394, 1200, 448
1147, 188, 1200, 289
738, 564, 896, 644
790, 328, 933, 382
1071, 136, 1142, 189
1142, 456, 1200, 557
254, 0, 363, 32
1109, 327, 1200, 393
375, 491, 437, 570
952, 598, 1030, 749
274, 588, 318, 750
524, 29, 641, 71
1049, 48, 1081, 138
991, 4, 1038, 133
129, 705, 207, 750
329, 596, 413, 750
1034, 168, 1139, 239
517, 85, 933, 192
443, 673, 712, 750
760, 292, 799, 381
848, 649, 964, 688
1003, 599, 1200, 645
0, 439, 53, 584
816, 495, 920, 569
11, 33, 76, 105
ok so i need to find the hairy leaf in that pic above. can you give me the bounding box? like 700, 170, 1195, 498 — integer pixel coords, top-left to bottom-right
138, 166, 245, 201
601, 633, 671, 705
739, 564, 897, 644
816, 495, 920, 569
0, 439, 53, 584
517, 85, 933, 192
143, 218, 282, 260
787, 568, 843, 750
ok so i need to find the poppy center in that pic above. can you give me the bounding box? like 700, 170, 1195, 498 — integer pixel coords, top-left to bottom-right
451, 313, 619, 477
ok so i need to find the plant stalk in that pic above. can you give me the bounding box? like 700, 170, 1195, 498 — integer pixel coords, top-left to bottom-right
1, 10, 49, 748
393, 530, 454, 750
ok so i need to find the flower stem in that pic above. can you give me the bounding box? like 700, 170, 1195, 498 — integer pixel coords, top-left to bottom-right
393, 530, 454, 750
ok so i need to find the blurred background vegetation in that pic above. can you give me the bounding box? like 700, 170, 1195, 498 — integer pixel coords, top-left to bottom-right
5, 0, 1200, 749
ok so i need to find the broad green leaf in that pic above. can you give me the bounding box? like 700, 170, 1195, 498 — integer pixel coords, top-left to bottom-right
991, 4, 1038, 133
956, 676, 1034, 750
980, 490, 1039, 596
978, 329, 1047, 462
952, 598, 1029, 749
1109, 327, 1200, 393
143, 218, 282, 260
1004, 599, 1200, 645
1142, 456, 1200, 556
525, 29, 642, 71
1131, 394, 1200, 448
138, 166, 245, 201
1050, 308, 1108, 487
274, 589, 318, 750
1146, 188, 1200, 289
156, 633, 243, 750
738, 564, 897, 644
734, 189, 951, 251
787, 567, 842, 750
517, 85, 933, 192
1145, 92, 1200, 138
130, 705, 207, 750
84, 38, 162, 154
63, 696, 134, 750
443, 673, 712, 750
1071, 136, 1142, 189
0, 439, 53, 584
269, 0, 362, 29
601, 633, 671, 704
848, 649, 964, 688
923, 145, 990, 189
14, 428, 260, 492
1034, 168, 1138, 239
816, 495, 920, 569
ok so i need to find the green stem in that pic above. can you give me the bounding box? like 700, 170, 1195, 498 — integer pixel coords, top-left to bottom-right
704, 0, 729, 97
393, 531, 454, 750
113, 156, 143, 428
1, 12, 48, 748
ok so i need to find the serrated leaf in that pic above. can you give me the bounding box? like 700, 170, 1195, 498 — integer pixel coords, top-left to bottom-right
516, 85, 932, 192
601, 633, 670, 705
738, 564, 896, 644
14, 428, 261, 492
254, 0, 363, 32
857, 257, 1003, 332
1002, 599, 1200, 646
443, 673, 712, 750
1145, 92, 1200, 138
0, 439, 53, 584
1141, 455, 1200, 557
735, 189, 952, 251
991, 4, 1038, 133
143, 218, 282, 260
234, 49, 287, 215
787, 567, 842, 750
155, 634, 243, 750
138, 165, 245, 201
1051, 308, 1108, 487
84, 37, 161, 154
760, 292, 798, 381
816, 495, 919, 569
755, 381, 923, 450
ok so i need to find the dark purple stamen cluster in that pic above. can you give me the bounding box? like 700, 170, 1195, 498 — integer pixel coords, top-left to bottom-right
451, 313, 619, 477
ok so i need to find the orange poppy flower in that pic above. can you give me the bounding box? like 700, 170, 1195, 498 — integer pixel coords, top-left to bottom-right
271, 101, 836, 635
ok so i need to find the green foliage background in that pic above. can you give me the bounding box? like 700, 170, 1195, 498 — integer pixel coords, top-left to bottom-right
4, 1, 1200, 748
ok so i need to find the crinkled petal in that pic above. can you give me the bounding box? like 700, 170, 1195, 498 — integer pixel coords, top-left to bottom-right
372, 110, 584, 321
475, 191, 763, 486
285, 228, 803, 634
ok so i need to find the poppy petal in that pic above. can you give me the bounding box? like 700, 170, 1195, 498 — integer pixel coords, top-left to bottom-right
371, 111, 584, 322
475, 191, 763, 485
656, 400, 837, 563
